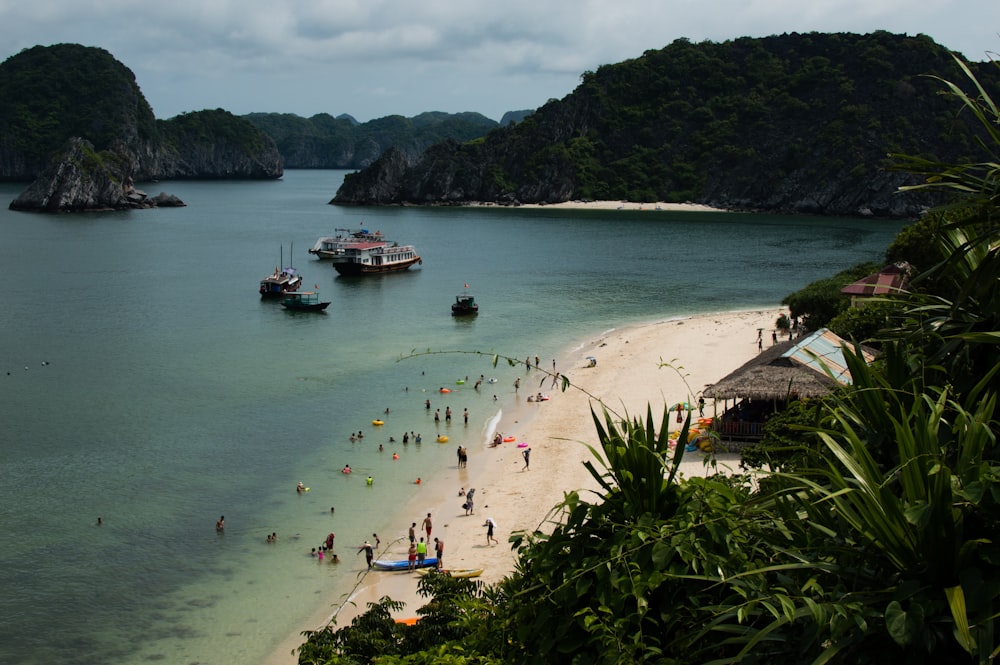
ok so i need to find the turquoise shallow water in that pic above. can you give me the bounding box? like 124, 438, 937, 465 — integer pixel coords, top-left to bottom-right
0, 171, 906, 664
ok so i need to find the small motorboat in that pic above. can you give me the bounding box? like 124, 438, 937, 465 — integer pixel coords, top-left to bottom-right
452, 284, 479, 316
281, 291, 330, 312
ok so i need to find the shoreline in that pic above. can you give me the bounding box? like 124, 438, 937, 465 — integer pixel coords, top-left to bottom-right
265, 306, 783, 664
465, 199, 727, 212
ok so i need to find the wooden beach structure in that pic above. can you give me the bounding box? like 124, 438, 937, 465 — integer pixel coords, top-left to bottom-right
840, 262, 911, 307
703, 328, 876, 445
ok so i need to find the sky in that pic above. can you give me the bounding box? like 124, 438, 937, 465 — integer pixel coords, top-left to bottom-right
1, 0, 998, 123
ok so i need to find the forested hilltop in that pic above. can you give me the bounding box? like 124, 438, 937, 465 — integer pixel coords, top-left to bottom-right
334, 31, 998, 218
244, 111, 521, 169
0, 44, 282, 182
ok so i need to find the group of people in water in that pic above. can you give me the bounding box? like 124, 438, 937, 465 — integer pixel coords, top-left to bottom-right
237, 361, 557, 574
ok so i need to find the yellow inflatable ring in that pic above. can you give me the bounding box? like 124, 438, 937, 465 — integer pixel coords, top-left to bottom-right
437, 435, 449, 443
372, 420, 384, 426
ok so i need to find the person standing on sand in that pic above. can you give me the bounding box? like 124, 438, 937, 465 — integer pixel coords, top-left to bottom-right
407, 542, 417, 570
422, 512, 433, 538
416, 537, 427, 566
522, 447, 531, 471
434, 537, 444, 565
514, 377, 520, 392
409, 522, 416, 543
484, 517, 498, 546
358, 541, 374, 569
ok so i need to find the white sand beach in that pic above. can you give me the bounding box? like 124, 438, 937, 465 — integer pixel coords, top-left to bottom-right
265, 307, 782, 664
468, 199, 726, 212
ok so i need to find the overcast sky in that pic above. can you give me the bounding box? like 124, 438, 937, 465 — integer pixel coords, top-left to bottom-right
2, 1, 997, 123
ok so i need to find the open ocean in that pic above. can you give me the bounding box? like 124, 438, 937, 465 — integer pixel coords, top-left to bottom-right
0, 170, 905, 664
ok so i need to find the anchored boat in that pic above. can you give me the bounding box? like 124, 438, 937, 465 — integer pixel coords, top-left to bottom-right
308, 228, 385, 260
331, 239, 422, 276
259, 245, 302, 298
281, 290, 330, 312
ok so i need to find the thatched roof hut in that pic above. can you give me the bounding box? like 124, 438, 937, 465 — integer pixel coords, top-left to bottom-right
704, 328, 874, 401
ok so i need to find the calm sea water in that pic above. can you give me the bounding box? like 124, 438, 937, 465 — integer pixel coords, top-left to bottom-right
0, 171, 905, 664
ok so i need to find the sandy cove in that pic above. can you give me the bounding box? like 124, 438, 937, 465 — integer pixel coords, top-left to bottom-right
468, 199, 725, 212
266, 307, 782, 664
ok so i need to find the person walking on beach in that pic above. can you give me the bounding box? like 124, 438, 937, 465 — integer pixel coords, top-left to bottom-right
358, 541, 374, 569
698, 396, 705, 417
522, 447, 531, 471
409, 522, 416, 543
434, 537, 444, 565
484, 517, 498, 546
422, 512, 433, 538
416, 537, 427, 566
514, 377, 520, 392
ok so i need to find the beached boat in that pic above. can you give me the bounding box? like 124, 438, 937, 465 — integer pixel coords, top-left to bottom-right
331, 240, 422, 276
372, 557, 438, 571
416, 567, 484, 578
281, 291, 330, 312
308, 228, 385, 260
259, 245, 302, 298
451, 292, 479, 316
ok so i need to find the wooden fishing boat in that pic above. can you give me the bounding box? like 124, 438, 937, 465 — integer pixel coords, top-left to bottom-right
281, 291, 330, 312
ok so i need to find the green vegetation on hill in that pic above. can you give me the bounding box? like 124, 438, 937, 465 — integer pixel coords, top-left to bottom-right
244, 110, 501, 168
0, 43, 158, 179
335, 32, 998, 217
0, 44, 283, 183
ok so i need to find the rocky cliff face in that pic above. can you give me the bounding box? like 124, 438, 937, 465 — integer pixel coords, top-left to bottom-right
8, 138, 185, 212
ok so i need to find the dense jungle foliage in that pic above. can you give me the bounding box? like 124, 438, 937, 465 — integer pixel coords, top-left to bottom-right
158, 109, 268, 154
335, 32, 999, 217
0, 44, 282, 181
0, 44, 159, 178
300, 55, 1000, 664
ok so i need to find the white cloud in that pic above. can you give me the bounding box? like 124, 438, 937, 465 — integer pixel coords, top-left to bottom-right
1, 0, 997, 121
